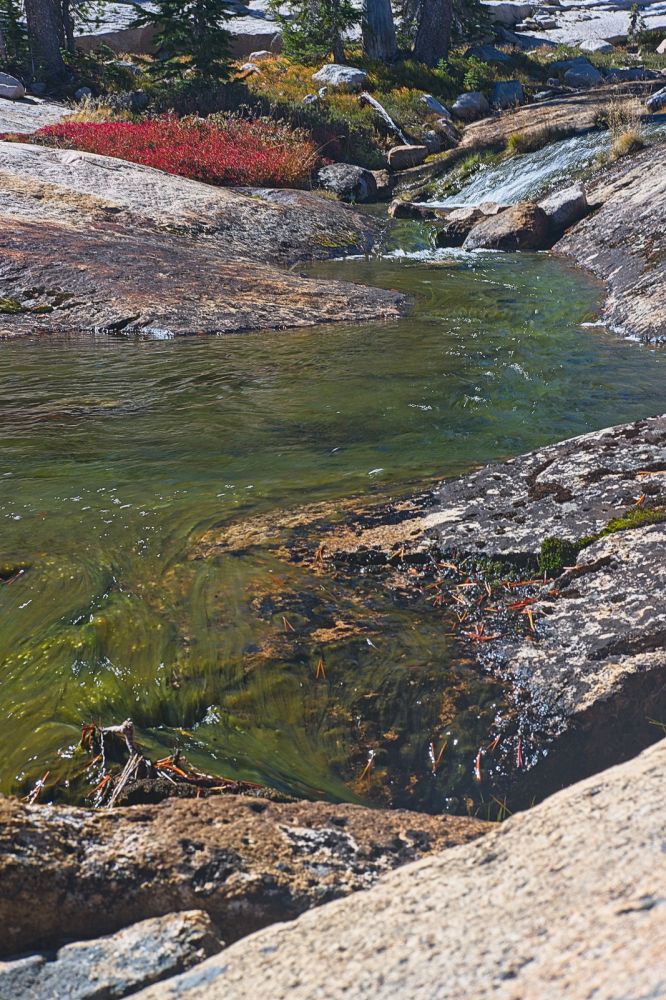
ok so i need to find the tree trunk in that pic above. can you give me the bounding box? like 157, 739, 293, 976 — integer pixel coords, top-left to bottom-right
24, 0, 67, 79
329, 0, 346, 62
362, 0, 397, 60
413, 0, 452, 66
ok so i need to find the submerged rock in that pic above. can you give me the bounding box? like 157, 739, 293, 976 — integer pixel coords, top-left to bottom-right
0, 795, 488, 958
463, 201, 549, 250
288, 415, 666, 794
133, 740, 666, 1000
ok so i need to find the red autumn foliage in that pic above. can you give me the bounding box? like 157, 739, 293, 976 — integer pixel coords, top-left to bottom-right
27, 115, 320, 188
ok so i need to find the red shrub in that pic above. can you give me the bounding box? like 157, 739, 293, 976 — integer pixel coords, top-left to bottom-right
28, 115, 320, 188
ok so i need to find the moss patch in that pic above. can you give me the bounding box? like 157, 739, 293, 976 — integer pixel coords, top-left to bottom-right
538, 506, 666, 576
0, 297, 24, 314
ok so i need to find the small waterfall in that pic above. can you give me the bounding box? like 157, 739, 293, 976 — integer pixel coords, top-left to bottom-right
427, 131, 611, 208
359, 92, 409, 145
424, 120, 666, 209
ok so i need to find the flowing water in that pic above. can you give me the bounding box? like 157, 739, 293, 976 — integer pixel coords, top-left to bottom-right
2, 245, 666, 814
426, 120, 666, 208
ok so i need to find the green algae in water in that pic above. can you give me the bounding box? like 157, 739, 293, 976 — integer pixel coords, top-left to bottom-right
1, 249, 666, 813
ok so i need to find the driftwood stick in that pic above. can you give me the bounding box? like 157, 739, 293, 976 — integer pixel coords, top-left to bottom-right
99, 718, 139, 758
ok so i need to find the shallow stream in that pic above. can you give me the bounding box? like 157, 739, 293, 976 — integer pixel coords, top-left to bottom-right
2, 245, 665, 813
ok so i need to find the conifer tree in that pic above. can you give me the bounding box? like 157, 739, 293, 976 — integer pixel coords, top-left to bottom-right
133, 0, 234, 80
267, 0, 359, 63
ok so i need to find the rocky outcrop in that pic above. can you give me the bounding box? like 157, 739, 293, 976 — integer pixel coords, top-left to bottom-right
0, 912, 223, 1000
271, 414, 666, 798
0, 795, 488, 958
134, 739, 666, 1000
303, 413, 666, 569
458, 82, 655, 152
556, 141, 666, 343
0, 143, 402, 339
0, 97, 67, 134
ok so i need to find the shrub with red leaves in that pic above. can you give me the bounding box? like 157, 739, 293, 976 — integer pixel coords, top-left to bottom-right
28, 115, 320, 188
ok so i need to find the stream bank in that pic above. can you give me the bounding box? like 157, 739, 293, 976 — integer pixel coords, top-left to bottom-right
283, 413, 666, 807
0, 143, 402, 338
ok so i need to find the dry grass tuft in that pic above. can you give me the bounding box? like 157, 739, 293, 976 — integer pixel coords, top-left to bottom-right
610, 128, 646, 159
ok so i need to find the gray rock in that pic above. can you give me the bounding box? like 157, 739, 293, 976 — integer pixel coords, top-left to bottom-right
0, 71, 25, 101
74, 86, 93, 101
302, 93, 318, 105
497, 25, 556, 49
315, 162, 378, 203
312, 64, 367, 89
483, 0, 534, 27
29, 81, 47, 95
490, 78, 525, 109
432, 116, 460, 148
578, 37, 614, 53
563, 61, 603, 87
387, 144, 428, 170
423, 129, 442, 154
239, 62, 261, 74
133, 739, 666, 1000
550, 54, 591, 72
538, 182, 588, 232
466, 43, 511, 62
463, 201, 549, 250
0, 912, 223, 1000
370, 169, 393, 200
607, 67, 653, 82
646, 85, 666, 112
0, 98, 66, 135
248, 49, 273, 61
317, 414, 666, 565
421, 93, 452, 117
658, 37, 666, 55
451, 90, 490, 121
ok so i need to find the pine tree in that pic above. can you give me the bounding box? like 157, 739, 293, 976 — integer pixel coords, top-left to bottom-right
132, 0, 234, 80
24, 0, 67, 79
414, 0, 452, 66
0, 0, 29, 67
362, 0, 397, 61
267, 0, 359, 64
